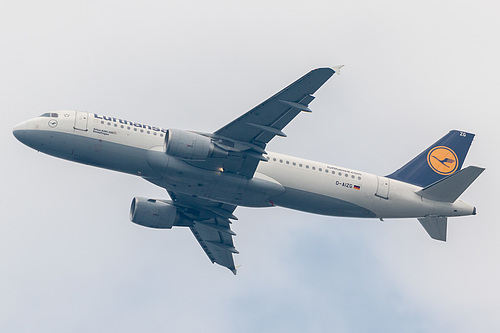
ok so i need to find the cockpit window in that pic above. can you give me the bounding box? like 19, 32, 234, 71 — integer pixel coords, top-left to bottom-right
40, 113, 59, 118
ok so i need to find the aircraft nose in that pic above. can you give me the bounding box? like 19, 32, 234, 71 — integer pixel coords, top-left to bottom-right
13, 120, 28, 143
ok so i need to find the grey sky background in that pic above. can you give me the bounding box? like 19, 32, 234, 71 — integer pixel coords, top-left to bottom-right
2, 1, 499, 332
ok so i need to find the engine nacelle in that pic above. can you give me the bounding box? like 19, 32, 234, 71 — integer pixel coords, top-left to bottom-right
130, 197, 182, 229
164, 129, 227, 160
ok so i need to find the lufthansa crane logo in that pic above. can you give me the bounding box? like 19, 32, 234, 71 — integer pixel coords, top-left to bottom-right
427, 146, 458, 175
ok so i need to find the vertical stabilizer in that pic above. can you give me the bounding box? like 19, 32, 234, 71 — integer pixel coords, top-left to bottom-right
387, 130, 474, 187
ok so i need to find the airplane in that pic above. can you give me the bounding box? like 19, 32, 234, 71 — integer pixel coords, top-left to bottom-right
12, 67, 484, 274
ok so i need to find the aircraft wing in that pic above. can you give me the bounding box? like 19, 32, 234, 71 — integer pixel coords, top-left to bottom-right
215, 67, 335, 143
164, 69, 338, 272
168, 191, 239, 274
190, 68, 336, 178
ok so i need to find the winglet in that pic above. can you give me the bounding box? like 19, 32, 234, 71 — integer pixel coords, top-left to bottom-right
332, 65, 345, 74
232, 264, 242, 275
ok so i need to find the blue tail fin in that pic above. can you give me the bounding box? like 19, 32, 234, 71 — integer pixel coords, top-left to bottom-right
387, 130, 475, 187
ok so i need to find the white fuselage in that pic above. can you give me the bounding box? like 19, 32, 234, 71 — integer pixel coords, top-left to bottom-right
13, 111, 475, 219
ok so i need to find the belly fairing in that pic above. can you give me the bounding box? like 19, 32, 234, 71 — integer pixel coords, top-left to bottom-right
145, 149, 285, 207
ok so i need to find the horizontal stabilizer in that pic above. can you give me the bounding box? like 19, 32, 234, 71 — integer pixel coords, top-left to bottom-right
418, 216, 447, 241
416, 166, 485, 203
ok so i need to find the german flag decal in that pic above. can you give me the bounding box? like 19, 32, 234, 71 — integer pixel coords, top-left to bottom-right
354, 185, 361, 190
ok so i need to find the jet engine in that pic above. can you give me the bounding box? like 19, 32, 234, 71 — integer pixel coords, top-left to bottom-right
130, 197, 186, 229
164, 129, 227, 160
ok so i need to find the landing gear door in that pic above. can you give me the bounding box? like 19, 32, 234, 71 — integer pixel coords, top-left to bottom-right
375, 176, 390, 199
74, 111, 88, 131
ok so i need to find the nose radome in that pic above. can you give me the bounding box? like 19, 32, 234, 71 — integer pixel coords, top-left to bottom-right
13, 120, 28, 142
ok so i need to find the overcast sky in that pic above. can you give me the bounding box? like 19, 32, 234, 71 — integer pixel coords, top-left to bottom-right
2, 1, 499, 332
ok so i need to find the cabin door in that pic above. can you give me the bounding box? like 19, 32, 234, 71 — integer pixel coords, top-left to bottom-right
375, 176, 390, 199
74, 111, 88, 131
